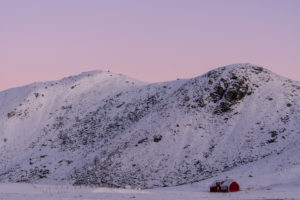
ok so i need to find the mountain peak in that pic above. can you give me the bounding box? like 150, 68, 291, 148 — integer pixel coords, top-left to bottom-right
205, 63, 269, 77
198, 63, 281, 90
55, 69, 145, 87
61, 70, 116, 81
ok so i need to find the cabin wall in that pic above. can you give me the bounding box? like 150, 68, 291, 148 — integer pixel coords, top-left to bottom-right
229, 182, 240, 192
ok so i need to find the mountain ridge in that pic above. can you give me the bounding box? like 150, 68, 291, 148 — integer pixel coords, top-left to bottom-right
0, 63, 299, 188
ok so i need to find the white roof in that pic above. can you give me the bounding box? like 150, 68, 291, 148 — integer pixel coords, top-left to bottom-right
210, 179, 235, 187
221, 179, 235, 187
210, 180, 223, 187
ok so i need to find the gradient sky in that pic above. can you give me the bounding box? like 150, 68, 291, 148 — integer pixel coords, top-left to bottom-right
1, 0, 300, 91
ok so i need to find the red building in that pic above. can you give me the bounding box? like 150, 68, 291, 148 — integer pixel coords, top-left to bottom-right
210, 179, 240, 192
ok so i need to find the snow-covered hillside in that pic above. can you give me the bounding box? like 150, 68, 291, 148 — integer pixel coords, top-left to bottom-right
0, 64, 299, 189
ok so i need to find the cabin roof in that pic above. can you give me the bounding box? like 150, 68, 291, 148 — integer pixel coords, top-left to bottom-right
209, 179, 223, 187
222, 179, 235, 186
210, 179, 235, 187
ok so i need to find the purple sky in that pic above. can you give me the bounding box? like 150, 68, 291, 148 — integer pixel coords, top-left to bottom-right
1, 0, 300, 91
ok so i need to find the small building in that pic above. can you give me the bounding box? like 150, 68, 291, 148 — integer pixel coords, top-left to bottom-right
210, 179, 240, 192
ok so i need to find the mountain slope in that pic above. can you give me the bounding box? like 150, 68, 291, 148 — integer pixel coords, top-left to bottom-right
0, 64, 299, 188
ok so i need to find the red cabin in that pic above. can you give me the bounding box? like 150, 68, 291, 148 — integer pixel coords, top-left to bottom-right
210, 179, 240, 192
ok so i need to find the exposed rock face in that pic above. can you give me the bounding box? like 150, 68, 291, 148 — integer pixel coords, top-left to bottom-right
0, 64, 299, 188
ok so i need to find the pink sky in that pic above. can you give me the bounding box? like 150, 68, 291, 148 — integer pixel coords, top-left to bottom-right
1, 0, 300, 91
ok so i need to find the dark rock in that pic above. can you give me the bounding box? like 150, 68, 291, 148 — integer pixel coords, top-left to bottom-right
153, 135, 163, 142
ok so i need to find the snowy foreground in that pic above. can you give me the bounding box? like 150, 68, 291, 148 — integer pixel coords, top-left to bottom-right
0, 181, 299, 200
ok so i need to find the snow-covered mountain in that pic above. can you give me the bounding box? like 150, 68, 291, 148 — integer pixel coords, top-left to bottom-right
0, 64, 299, 188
